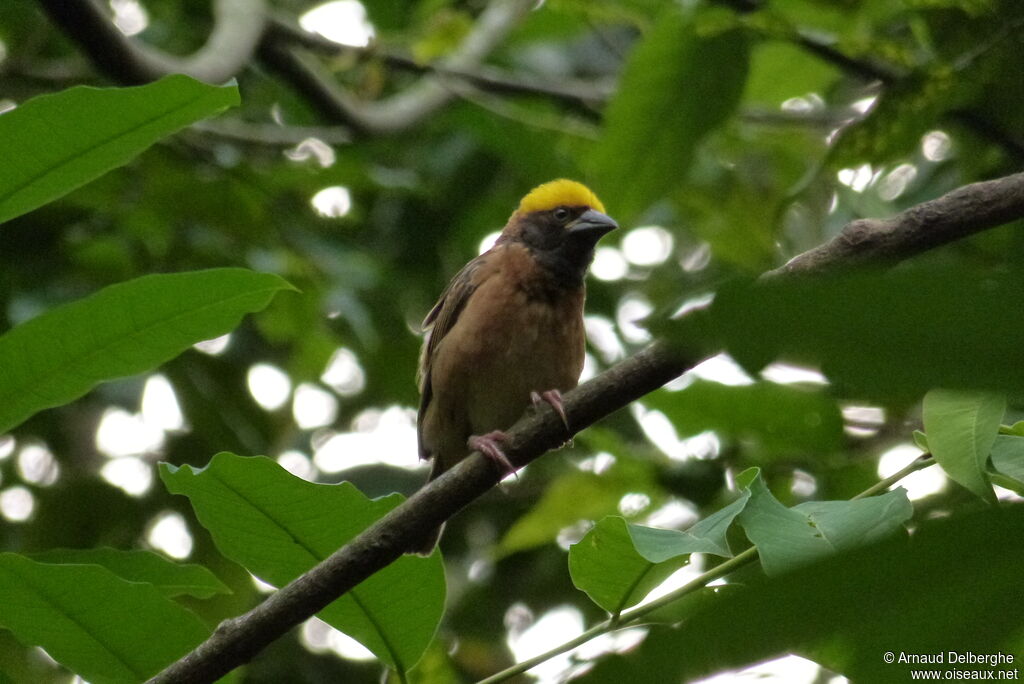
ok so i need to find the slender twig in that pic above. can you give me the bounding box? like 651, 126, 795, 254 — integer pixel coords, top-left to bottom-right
478, 455, 936, 683
267, 14, 611, 111
189, 119, 352, 146
259, 0, 538, 136
443, 79, 601, 139
789, 25, 1024, 161
35, 0, 266, 84
793, 31, 902, 84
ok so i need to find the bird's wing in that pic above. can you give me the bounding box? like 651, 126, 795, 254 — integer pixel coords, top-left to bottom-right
416, 252, 490, 460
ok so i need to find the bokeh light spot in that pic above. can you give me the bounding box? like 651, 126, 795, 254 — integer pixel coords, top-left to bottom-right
311, 186, 352, 218
293, 383, 339, 429
101, 457, 153, 497
17, 443, 59, 487
591, 246, 628, 281
142, 374, 185, 431
0, 486, 35, 522
248, 363, 292, 411
321, 347, 366, 396
300, 1, 376, 47
621, 226, 674, 266
147, 511, 193, 559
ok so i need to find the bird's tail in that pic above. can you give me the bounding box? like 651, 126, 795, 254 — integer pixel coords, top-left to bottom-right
407, 458, 446, 556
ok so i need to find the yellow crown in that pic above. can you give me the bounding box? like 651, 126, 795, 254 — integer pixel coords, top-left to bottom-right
517, 179, 606, 215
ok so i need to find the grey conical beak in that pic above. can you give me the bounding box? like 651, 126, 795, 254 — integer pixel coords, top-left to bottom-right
567, 209, 618, 240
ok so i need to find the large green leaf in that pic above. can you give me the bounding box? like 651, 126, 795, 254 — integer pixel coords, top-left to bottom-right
689, 265, 1024, 401
589, 6, 749, 222
27, 548, 230, 599
159, 453, 445, 673
0, 268, 294, 433
736, 468, 912, 575
0, 75, 239, 225
569, 497, 745, 615
580, 506, 1024, 683
0, 553, 209, 684
645, 380, 844, 454
923, 389, 1003, 502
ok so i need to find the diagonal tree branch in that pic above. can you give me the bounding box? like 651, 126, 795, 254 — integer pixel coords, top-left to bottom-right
770, 171, 1024, 276
148, 171, 1024, 683
35, 0, 266, 84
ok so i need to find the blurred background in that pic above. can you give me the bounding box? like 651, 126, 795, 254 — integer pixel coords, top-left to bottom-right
0, 0, 1022, 681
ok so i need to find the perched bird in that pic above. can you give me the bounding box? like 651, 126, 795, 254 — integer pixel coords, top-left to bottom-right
412, 179, 618, 554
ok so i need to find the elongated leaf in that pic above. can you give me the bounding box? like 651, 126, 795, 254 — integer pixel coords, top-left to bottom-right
736, 468, 912, 575
160, 453, 445, 673
0, 553, 209, 683
923, 390, 1003, 502
570, 497, 745, 614
0, 268, 293, 433
0, 75, 238, 225
28, 548, 230, 599
589, 6, 749, 222
646, 381, 844, 454
581, 506, 1024, 683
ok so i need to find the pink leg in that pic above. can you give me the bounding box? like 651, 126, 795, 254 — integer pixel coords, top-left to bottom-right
531, 389, 570, 432
468, 430, 515, 474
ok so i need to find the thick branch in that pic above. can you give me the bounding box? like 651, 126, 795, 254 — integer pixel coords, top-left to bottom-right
771, 171, 1024, 276
149, 172, 1024, 683
35, 0, 265, 84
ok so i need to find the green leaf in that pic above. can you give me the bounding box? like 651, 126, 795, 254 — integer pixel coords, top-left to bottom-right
159, 453, 445, 673
0, 268, 294, 433
0, 553, 209, 683
743, 41, 841, 106
580, 506, 1024, 683
912, 429, 929, 452
0, 75, 239, 225
589, 6, 749, 222
570, 498, 746, 614
696, 266, 1024, 401
990, 435, 1024, 486
27, 548, 230, 599
646, 380, 844, 454
737, 468, 913, 575
497, 461, 659, 557
923, 389, 1003, 503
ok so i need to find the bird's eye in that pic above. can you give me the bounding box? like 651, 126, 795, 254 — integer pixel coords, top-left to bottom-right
553, 207, 571, 223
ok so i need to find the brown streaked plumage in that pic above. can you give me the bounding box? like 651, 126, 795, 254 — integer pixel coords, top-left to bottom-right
411, 179, 618, 555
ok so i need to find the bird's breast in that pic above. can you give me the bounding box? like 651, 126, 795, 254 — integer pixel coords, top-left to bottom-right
437, 248, 586, 434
